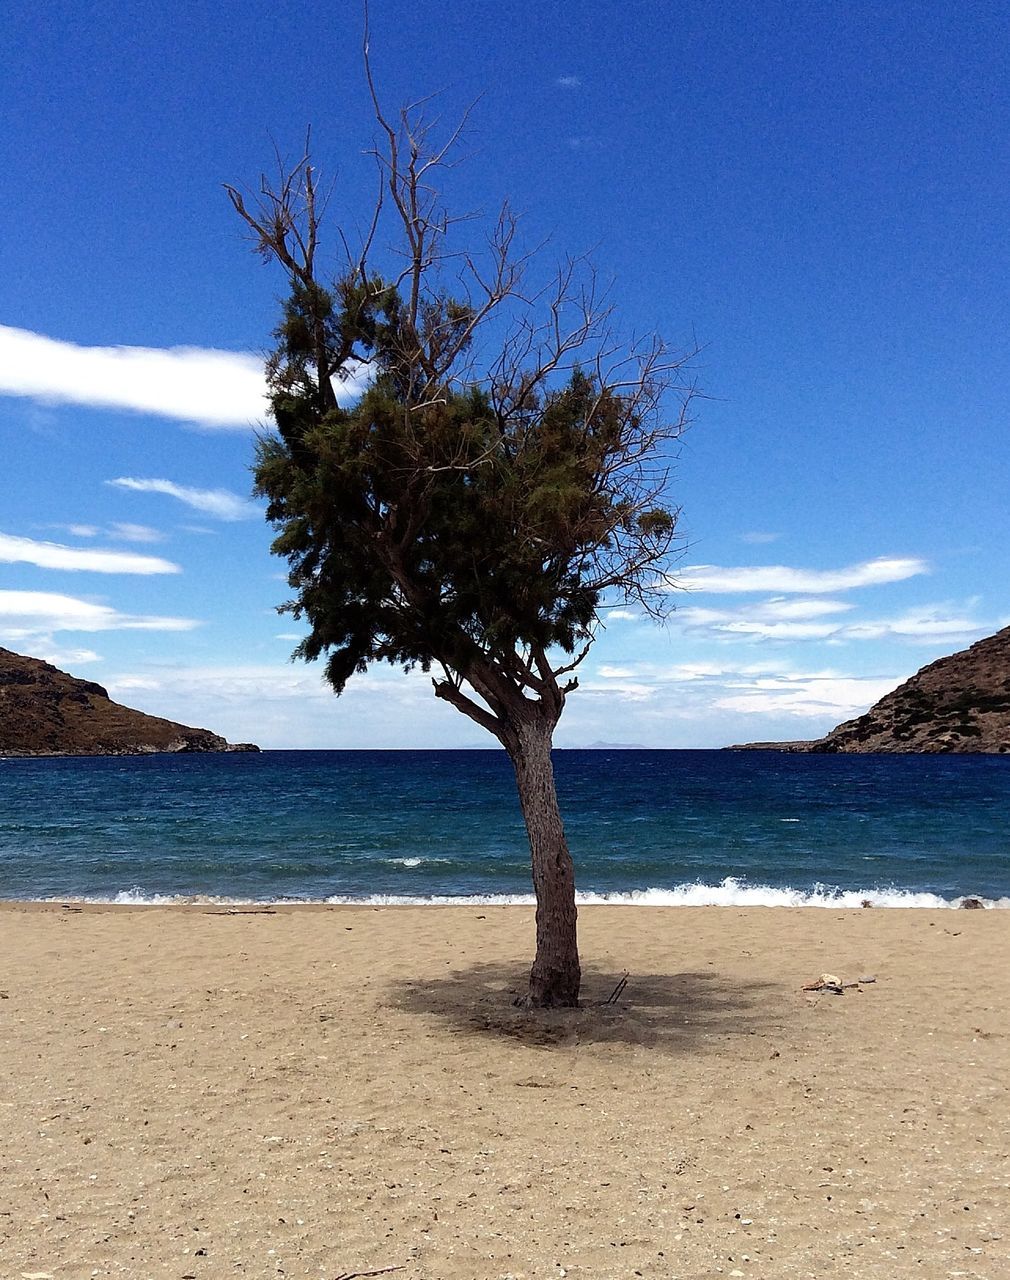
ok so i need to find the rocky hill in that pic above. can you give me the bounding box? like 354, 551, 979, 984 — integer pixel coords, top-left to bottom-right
0, 648, 258, 756
732, 627, 1010, 753
811, 626, 1010, 753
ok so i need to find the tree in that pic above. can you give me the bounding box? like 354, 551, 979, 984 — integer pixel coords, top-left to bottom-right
227, 66, 696, 1008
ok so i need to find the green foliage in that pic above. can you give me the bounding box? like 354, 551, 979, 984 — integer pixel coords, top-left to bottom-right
254, 278, 678, 696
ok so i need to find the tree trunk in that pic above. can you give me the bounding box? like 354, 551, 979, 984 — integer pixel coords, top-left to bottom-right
508, 717, 581, 1007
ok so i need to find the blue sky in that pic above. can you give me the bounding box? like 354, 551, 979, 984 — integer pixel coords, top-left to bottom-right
1, 0, 1007, 749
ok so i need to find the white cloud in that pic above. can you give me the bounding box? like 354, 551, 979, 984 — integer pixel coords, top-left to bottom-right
677, 556, 929, 594
761, 598, 853, 620
712, 620, 842, 640
48, 517, 163, 542
843, 607, 986, 643
0, 324, 270, 428
0, 532, 179, 575
556, 75, 581, 88
679, 597, 853, 626
0, 325, 372, 429
108, 522, 165, 544
35, 646, 102, 668
585, 655, 908, 723
102, 662, 454, 750
0, 590, 198, 635
653, 658, 811, 682
107, 477, 254, 521
571, 677, 659, 701
656, 661, 741, 681
47, 521, 165, 544
739, 531, 780, 544
91, 646, 927, 751
674, 595, 986, 646
714, 672, 902, 718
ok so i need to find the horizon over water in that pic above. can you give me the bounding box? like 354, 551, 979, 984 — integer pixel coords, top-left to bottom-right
1, 749, 1008, 907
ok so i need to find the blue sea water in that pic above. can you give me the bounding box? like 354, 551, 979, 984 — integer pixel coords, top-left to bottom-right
0, 749, 1008, 906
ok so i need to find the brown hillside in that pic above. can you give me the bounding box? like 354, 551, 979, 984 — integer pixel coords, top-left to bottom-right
812, 626, 1010, 753
0, 648, 258, 756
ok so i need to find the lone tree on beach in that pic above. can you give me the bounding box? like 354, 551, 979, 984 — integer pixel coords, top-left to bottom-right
228, 63, 696, 1007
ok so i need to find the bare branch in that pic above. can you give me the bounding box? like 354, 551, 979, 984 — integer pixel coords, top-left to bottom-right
551, 641, 593, 681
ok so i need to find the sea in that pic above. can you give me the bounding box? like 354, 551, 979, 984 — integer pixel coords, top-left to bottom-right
0, 749, 1008, 907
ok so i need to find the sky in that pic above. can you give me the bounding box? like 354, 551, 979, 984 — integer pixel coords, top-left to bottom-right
1, 0, 1008, 749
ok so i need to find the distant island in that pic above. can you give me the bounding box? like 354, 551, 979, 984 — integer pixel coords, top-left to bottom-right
0, 648, 258, 756
730, 625, 1010, 753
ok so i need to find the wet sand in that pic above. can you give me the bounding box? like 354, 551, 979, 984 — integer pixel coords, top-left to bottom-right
0, 902, 1006, 1278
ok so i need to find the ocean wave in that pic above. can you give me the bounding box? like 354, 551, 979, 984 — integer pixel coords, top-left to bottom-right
383, 856, 453, 868
575, 879, 1005, 909
111, 888, 244, 905
33, 876, 1010, 909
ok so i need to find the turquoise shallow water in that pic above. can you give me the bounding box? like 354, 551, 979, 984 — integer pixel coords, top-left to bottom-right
0, 749, 1008, 905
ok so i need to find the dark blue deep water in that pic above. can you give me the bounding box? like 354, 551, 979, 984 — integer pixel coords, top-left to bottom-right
0, 750, 1008, 905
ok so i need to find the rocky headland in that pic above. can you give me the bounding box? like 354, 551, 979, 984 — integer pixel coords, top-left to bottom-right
730, 625, 1010, 754
0, 648, 258, 756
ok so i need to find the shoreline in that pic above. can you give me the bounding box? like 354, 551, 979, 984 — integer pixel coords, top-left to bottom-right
2, 903, 1008, 1276
1, 885, 1006, 909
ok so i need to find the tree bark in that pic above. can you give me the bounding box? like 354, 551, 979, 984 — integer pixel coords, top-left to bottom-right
507, 717, 581, 1007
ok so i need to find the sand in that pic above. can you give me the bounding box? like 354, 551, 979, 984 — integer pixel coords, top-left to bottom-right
0, 903, 1007, 1279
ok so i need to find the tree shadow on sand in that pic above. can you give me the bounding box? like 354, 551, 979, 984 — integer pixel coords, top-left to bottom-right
387, 962, 785, 1057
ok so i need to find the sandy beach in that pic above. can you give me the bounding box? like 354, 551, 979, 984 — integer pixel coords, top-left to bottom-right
0, 903, 1007, 1279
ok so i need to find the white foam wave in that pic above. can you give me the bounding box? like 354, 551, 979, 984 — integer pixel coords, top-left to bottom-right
111, 888, 244, 905
35, 876, 1010, 909
575, 879, 984, 909
384, 856, 452, 868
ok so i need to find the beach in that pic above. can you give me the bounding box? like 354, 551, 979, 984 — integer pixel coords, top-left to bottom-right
1, 903, 1006, 1279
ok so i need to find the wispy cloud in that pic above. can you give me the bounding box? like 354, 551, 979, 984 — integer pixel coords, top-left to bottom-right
35, 646, 102, 668
108, 522, 165, 544
677, 596, 852, 641
107, 477, 254, 521
681, 598, 854, 625
50, 521, 165, 544
0, 532, 179, 575
843, 607, 989, 642
739, 531, 780, 545
0, 589, 198, 634
587, 655, 906, 720
675, 595, 986, 645
705, 620, 844, 640
0, 325, 371, 429
556, 75, 581, 88
713, 671, 904, 718
678, 556, 929, 594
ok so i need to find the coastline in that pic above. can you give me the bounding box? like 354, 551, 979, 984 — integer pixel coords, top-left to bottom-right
2, 881, 1006, 907
2, 903, 1007, 1277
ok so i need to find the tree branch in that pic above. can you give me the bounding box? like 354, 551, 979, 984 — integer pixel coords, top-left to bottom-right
432, 677, 504, 740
